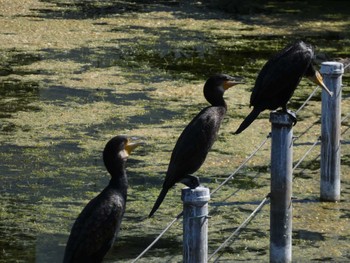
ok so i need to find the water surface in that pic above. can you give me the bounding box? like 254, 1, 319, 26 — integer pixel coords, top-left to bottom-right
1, 1, 350, 262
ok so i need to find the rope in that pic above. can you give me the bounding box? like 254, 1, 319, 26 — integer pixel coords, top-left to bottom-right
131, 211, 183, 263
208, 194, 270, 262
211, 134, 271, 195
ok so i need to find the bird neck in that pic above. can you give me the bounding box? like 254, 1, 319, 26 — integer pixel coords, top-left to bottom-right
104, 156, 128, 191
209, 97, 227, 108
204, 85, 227, 108
109, 170, 128, 194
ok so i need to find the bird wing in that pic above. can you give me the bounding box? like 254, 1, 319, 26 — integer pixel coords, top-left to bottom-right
64, 189, 125, 262
163, 107, 224, 188
251, 43, 312, 109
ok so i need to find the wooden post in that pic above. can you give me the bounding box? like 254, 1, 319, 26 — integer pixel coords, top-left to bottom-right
269, 112, 293, 263
182, 186, 210, 263
320, 62, 344, 202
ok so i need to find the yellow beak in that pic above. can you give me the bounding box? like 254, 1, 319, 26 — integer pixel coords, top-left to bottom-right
309, 71, 333, 97
125, 138, 145, 154
223, 79, 245, 90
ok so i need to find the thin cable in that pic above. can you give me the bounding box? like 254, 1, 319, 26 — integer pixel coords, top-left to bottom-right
208, 195, 270, 262
210, 168, 266, 209
293, 120, 318, 143
295, 86, 319, 114
132, 134, 270, 262
293, 110, 350, 175
211, 134, 271, 195
340, 110, 350, 136
209, 82, 346, 261
131, 211, 183, 263
292, 137, 320, 173
132, 68, 349, 262
341, 112, 350, 123
341, 126, 350, 136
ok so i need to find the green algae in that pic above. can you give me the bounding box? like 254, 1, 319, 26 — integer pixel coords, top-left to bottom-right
0, 0, 350, 262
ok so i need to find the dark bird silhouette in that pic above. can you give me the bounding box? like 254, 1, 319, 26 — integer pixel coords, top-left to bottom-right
149, 74, 244, 217
63, 135, 144, 263
234, 40, 333, 134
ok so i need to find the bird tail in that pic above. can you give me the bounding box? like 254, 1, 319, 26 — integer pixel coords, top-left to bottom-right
234, 108, 261, 134
149, 188, 169, 217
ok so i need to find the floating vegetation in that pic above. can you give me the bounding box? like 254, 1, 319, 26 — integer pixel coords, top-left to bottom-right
0, 0, 350, 262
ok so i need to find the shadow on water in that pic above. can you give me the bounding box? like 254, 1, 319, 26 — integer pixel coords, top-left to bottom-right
40, 85, 151, 107
1, 1, 349, 262
32, 1, 343, 82
24, 1, 348, 86
209, 227, 268, 261
39, 29, 284, 82
33, 0, 182, 20
3, 51, 42, 68
105, 234, 182, 261
0, 50, 43, 122
0, 225, 37, 262
293, 229, 325, 242
0, 78, 41, 119
40, 29, 347, 85
1, 226, 67, 263
0, 194, 37, 262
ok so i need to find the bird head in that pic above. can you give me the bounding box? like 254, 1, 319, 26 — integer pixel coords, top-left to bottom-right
203, 74, 244, 106
103, 135, 145, 175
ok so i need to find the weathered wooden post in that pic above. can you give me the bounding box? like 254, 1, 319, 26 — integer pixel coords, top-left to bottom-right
320, 61, 344, 201
182, 186, 210, 263
269, 112, 293, 263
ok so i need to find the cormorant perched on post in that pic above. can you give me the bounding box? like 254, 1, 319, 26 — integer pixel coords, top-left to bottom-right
234, 40, 333, 134
149, 74, 244, 217
63, 135, 144, 263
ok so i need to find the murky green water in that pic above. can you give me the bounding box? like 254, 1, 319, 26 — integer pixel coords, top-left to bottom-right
1, 1, 350, 262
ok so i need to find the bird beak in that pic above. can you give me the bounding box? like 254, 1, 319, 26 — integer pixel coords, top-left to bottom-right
223, 77, 245, 90
125, 138, 145, 154
308, 71, 333, 97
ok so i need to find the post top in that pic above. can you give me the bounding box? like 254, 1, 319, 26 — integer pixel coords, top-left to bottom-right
320, 62, 344, 75
182, 186, 210, 203
269, 111, 294, 126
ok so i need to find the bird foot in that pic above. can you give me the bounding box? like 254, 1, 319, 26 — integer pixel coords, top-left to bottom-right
277, 109, 297, 126
181, 175, 200, 189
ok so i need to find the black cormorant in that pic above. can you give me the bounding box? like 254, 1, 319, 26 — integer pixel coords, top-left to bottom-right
234, 40, 333, 134
149, 74, 243, 217
63, 135, 143, 263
